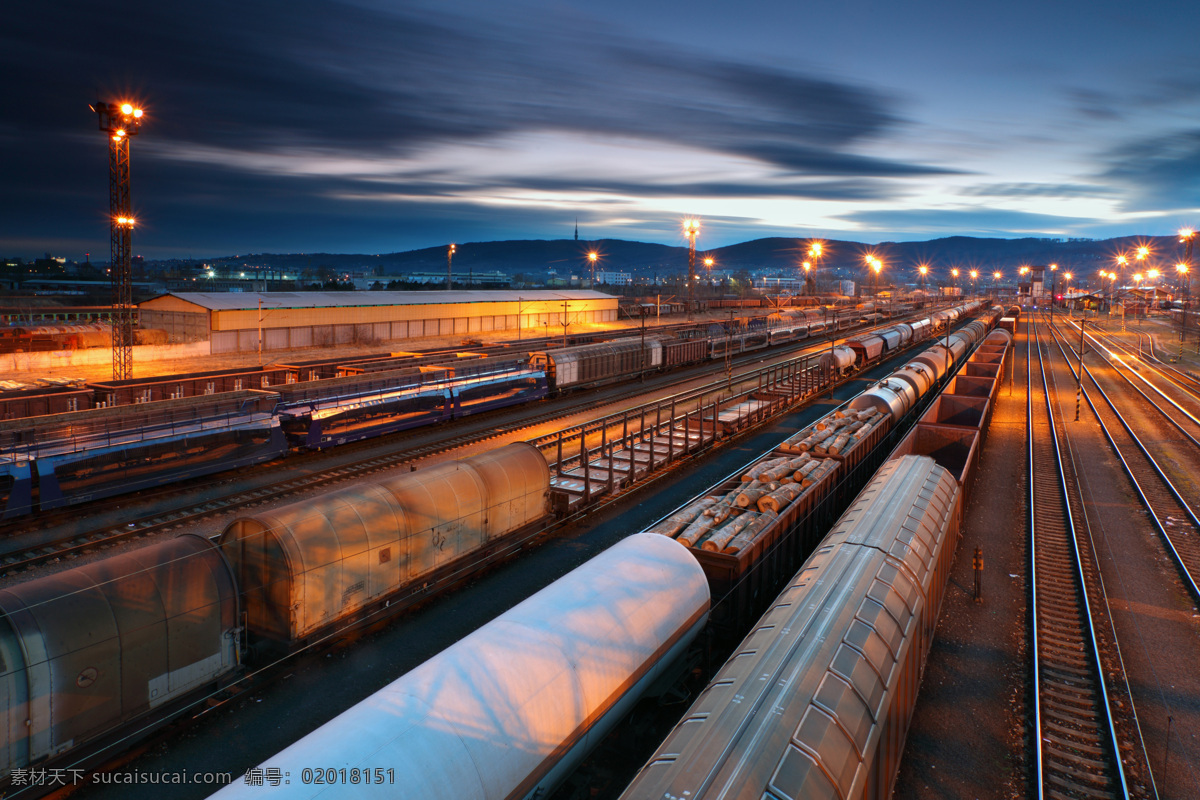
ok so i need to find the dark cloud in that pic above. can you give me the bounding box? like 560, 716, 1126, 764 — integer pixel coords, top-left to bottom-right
1067, 88, 1124, 121
960, 182, 1113, 199
836, 207, 1094, 236
1100, 129, 1200, 210
0, 0, 961, 256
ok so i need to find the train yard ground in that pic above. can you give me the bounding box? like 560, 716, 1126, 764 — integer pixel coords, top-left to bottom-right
897, 311, 1200, 800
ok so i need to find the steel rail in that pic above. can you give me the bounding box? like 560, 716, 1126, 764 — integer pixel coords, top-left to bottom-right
1046, 318, 1200, 604
1029, 316, 1129, 800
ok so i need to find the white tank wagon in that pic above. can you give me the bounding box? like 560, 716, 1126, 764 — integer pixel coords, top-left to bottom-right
984, 329, 1013, 347
0, 534, 239, 779
819, 345, 856, 376
208, 532, 710, 800
619, 455, 962, 800
219, 442, 550, 644
848, 375, 918, 423
890, 361, 937, 398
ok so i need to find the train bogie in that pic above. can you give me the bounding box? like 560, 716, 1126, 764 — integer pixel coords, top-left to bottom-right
0, 534, 239, 780
218, 442, 550, 645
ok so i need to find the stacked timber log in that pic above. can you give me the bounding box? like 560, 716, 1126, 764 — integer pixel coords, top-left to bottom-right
646, 450, 837, 555
778, 407, 883, 456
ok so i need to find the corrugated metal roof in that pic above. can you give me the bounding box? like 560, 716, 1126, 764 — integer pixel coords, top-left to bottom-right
140, 290, 616, 311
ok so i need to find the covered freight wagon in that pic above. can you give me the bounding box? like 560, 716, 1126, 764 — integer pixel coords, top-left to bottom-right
219, 443, 550, 644
0, 535, 240, 779
530, 338, 665, 390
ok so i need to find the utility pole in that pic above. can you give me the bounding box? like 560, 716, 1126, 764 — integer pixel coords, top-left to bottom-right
92, 101, 144, 381
258, 297, 263, 367
1075, 319, 1086, 421
447, 243, 456, 291
563, 299, 569, 347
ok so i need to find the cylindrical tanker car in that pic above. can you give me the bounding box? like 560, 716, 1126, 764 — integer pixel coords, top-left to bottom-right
0, 443, 549, 784
209, 533, 710, 800
219, 442, 550, 647
0, 534, 240, 777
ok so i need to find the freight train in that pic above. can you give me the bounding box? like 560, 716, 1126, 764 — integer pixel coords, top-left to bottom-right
200, 304, 1009, 800
0, 304, 912, 518
0, 303, 997, 793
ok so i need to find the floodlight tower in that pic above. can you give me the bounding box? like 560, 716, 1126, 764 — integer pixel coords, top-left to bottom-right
683, 218, 700, 320
92, 101, 144, 380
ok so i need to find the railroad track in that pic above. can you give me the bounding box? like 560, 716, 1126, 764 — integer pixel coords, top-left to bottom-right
0, 310, 948, 574
1045, 317, 1200, 603
1082, 323, 1200, 421
1027, 318, 1131, 800
0, 338, 836, 573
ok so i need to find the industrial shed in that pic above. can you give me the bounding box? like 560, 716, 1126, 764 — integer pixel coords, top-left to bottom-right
138, 290, 618, 354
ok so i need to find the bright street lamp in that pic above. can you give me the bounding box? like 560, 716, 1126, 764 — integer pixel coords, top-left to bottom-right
805, 241, 824, 295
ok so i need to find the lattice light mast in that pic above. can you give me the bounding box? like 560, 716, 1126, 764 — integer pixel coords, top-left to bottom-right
683, 218, 699, 320
92, 101, 144, 380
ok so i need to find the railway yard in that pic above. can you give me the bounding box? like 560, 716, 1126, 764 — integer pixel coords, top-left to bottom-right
2, 303, 1200, 799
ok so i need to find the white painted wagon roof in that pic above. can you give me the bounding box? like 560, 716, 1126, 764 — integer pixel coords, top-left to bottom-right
141, 290, 615, 311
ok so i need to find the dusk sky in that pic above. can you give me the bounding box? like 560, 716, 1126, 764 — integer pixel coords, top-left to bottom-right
6, 0, 1200, 260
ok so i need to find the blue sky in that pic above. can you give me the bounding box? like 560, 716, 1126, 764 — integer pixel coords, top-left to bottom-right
4, 0, 1200, 259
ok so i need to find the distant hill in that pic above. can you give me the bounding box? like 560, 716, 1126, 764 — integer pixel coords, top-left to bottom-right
194, 234, 1184, 283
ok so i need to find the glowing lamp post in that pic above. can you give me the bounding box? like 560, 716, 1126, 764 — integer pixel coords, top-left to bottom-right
1178, 262, 1191, 351
951, 268, 960, 297
807, 241, 824, 295
865, 255, 882, 297
1048, 263, 1058, 322
588, 251, 598, 287
969, 270, 978, 297
918, 265, 929, 298
447, 243, 456, 290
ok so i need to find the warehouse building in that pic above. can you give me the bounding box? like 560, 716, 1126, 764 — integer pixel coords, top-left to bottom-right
138, 290, 618, 354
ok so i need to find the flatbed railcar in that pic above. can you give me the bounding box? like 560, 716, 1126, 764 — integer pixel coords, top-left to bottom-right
277, 363, 548, 449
